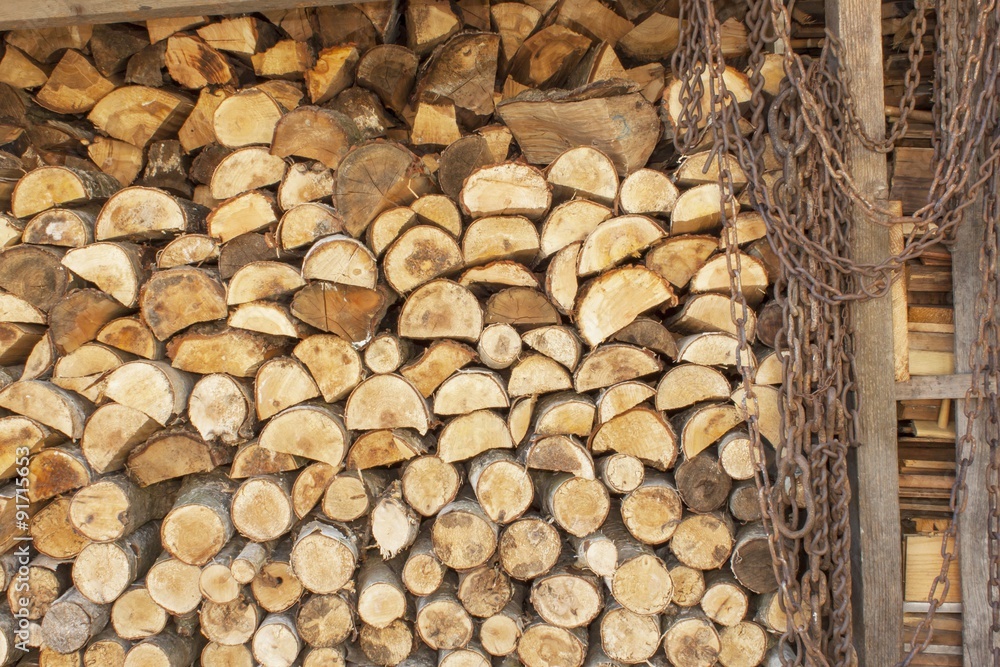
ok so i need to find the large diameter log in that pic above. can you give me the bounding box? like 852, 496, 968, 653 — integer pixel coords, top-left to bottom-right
497, 82, 659, 176
662, 609, 721, 667
602, 512, 673, 615
296, 593, 353, 649
41, 587, 111, 653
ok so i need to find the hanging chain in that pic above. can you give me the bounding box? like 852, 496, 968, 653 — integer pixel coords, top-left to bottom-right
671, 0, 1000, 663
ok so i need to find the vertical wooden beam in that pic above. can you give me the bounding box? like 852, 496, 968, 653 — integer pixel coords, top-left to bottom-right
953, 194, 992, 666
826, 0, 904, 664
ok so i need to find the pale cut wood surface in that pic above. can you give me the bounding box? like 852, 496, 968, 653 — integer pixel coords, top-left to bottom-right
0, 0, 378, 30
825, 0, 904, 662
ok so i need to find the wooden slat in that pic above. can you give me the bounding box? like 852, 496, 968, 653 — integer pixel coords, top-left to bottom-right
896, 374, 974, 400
0, 0, 373, 30
826, 0, 904, 662
952, 173, 994, 665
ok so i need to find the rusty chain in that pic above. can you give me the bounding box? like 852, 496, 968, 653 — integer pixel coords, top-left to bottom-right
670, 0, 1000, 663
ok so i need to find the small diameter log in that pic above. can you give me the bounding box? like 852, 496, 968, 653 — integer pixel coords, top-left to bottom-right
402, 526, 446, 597
718, 621, 768, 667
359, 619, 415, 666
670, 513, 735, 571
662, 553, 707, 608
478, 324, 522, 370
199, 537, 248, 604
252, 612, 302, 667
432, 496, 498, 571
675, 451, 733, 513
570, 532, 618, 578
296, 593, 354, 649
111, 583, 168, 640
231, 541, 273, 586
322, 469, 390, 522
619, 474, 683, 545
729, 481, 763, 523
231, 473, 295, 542
85, 629, 133, 667
479, 589, 524, 656
498, 514, 561, 581
161, 471, 236, 566
596, 453, 647, 500
415, 573, 474, 650
718, 430, 759, 481
41, 587, 111, 653
530, 565, 602, 629
123, 628, 204, 667
700, 570, 750, 627
730, 523, 778, 594
457, 561, 512, 619
598, 601, 661, 664
202, 641, 254, 667
72, 520, 162, 604
358, 555, 408, 629
603, 512, 673, 615
468, 450, 533, 524
536, 472, 610, 538
30, 497, 90, 560
146, 555, 203, 616
70, 475, 178, 542
251, 542, 304, 614
517, 620, 587, 667
200, 593, 261, 646
663, 609, 722, 667
8, 555, 70, 621
290, 521, 359, 594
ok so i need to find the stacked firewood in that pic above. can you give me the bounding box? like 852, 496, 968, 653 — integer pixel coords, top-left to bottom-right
0, 2, 793, 666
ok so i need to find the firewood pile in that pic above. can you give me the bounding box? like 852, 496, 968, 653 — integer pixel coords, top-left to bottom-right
0, 2, 791, 666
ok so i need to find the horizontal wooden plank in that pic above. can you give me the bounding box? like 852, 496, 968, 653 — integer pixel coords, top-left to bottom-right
896, 374, 974, 400
0, 0, 376, 30
903, 602, 964, 614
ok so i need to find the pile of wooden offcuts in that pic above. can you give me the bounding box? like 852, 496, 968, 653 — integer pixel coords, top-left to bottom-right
0, 2, 792, 666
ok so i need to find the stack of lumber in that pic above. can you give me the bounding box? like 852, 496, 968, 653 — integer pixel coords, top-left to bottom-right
0, 2, 795, 666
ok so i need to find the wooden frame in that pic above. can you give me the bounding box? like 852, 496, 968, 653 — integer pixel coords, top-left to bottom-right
0, 0, 369, 30
826, 0, 904, 663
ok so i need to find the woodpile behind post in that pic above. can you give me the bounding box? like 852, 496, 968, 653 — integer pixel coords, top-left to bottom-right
0, 2, 789, 666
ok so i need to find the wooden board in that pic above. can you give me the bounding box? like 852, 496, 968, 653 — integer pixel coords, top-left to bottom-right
0, 0, 374, 29
904, 535, 962, 603
952, 162, 993, 666
826, 0, 904, 660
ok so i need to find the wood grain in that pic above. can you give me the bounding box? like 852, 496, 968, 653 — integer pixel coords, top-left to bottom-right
952, 178, 993, 666
825, 0, 904, 661
0, 0, 372, 30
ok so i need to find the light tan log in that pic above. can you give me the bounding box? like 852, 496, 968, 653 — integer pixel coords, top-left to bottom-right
111, 583, 169, 640
161, 471, 236, 566
290, 521, 359, 595
415, 573, 474, 650
498, 514, 561, 581
251, 542, 303, 614
402, 526, 446, 597
70, 475, 178, 542
296, 592, 353, 649
72, 520, 161, 604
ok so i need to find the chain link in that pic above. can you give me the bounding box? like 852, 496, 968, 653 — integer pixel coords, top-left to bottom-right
670, 0, 1000, 663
